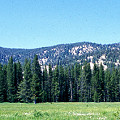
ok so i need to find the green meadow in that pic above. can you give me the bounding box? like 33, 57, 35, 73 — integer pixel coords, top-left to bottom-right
0, 102, 120, 120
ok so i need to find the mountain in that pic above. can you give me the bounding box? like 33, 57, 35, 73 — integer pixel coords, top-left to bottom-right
0, 42, 120, 69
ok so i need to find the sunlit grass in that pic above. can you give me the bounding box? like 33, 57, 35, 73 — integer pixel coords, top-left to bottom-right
0, 102, 120, 120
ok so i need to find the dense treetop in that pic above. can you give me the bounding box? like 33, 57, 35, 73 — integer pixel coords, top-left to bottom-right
0, 55, 120, 103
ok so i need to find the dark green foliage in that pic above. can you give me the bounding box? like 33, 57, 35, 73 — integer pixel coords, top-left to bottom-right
78, 63, 92, 102
18, 59, 32, 103
104, 69, 111, 102
13, 63, 17, 101
68, 66, 73, 102
2, 65, 7, 102
48, 64, 53, 102
7, 57, 16, 102
42, 66, 48, 102
63, 67, 69, 102
110, 68, 119, 102
1, 54, 120, 103
84, 63, 92, 102
78, 68, 87, 102
91, 64, 99, 102
74, 63, 81, 102
52, 65, 60, 102
0, 64, 4, 102
16, 61, 23, 85
31, 55, 42, 103
98, 64, 105, 102
58, 65, 65, 102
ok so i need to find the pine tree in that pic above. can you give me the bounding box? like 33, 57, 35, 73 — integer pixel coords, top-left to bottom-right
78, 62, 92, 102
59, 65, 65, 102
64, 67, 69, 102
83, 63, 92, 102
118, 68, 120, 102
43, 66, 48, 102
31, 55, 42, 103
48, 64, 53, 102
104, 69, 111, 102
110, 68, 119, 102
78, 68, 87, 102
114, 69, 119, 102
70, 65, 75, 101
13, 61, 23, 102
18, 59, 32, 103
16, 61, 23, 86
52, 65, 60, 102
13, 63, 17, 102
0, 64, 4, 102
91, 64, 99, 102
74, 63, 81, 102
99, 64, 105, 102
69, 66, 73, 102
2, 65, 7, 102
7, 57, 15, 102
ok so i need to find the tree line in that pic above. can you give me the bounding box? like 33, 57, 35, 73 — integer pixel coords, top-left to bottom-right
0, 55, 120, 103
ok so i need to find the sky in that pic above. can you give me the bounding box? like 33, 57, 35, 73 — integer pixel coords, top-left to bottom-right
0, 0, 120, 49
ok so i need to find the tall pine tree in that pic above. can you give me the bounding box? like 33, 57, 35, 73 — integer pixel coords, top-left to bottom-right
52, 65, 60, 102
43, 66, 48, 102
48, 64, 53, 102
2, 65, 7, 102
18, 59, 32, 103
0, 64, 4, 102
7, 57, 15, 102
31, 55, 42, 103
91, 64, 99, 102
104, 69, 111, 102
58, 65, 65, 102
99, 64, 105, 102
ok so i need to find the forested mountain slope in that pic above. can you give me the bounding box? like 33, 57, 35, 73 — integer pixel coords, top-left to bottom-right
0, 42, 120, 68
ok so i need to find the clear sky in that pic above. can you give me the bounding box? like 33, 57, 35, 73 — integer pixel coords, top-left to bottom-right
0, 0, 120, 49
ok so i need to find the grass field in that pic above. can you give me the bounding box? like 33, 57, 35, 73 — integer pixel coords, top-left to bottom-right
0, 102, 120, 120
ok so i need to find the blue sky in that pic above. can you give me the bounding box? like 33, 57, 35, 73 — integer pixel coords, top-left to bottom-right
0, 0, 120, 48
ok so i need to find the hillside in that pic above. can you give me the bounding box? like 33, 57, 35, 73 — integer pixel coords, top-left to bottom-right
0, 42, 120, 69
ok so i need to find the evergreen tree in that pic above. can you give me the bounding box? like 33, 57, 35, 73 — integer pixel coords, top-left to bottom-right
18, 59, 32, 103
1, 56, 120, 103
13, 61, 23, 102
2, 65, 7, 102
31, 55, 42, 103
74, 63, 81, 101
78, 68, 87, 102
77, 65, 82, 102
0, 64, 4, 102
7, 57, 15, 102
43, 66, 48, 102
104, 69, 111, 102
99, 64, 105, 102
110, 68, 119, 102
64, 67, 69, 102
114, 69, 119, 102
69, 66, 73, 102
13, 63, 17, 102
59, 65, 65, 102
16, 61, 23, 86
118, 68, 120, 102
84, 63, 92, 102
52, 65, 60, 102
48, 64, 53, 102
91, 64, 99, 102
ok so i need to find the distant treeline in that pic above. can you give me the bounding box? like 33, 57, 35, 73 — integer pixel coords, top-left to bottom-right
0, 55, 120, 103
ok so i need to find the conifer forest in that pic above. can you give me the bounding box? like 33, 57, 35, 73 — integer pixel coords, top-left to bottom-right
0, 55, 120, 103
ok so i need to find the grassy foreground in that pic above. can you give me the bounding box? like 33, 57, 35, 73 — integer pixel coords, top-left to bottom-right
0, 102, 120, 120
